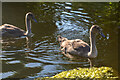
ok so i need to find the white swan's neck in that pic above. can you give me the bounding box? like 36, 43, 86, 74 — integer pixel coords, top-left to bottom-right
25, 16, 31, 36
88, 31, 97, 58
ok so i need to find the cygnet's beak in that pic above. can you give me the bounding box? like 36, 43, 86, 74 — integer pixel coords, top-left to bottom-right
32, 16, 37, 23
33, 18, 37, 23
100, 32, 105, 38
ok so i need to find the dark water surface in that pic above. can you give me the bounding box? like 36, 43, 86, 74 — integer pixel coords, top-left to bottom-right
1, 2, 119, 79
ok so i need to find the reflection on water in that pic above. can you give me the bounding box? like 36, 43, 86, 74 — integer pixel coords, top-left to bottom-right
2, 2, 119, 79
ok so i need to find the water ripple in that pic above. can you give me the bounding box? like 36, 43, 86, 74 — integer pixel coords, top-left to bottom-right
1, 71, 16, 79
25, 63, 42, 68
6, 60, 21, 64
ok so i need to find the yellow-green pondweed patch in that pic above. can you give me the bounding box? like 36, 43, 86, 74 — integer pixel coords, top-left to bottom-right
35, 67, 118, 80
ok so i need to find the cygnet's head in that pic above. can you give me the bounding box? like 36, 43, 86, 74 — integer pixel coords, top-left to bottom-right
90, 25, 105, 38
57, 35, 68, 44
26, 12, 37, 22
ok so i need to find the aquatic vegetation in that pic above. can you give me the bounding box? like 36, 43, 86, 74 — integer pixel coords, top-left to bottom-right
35, 67, 118, 80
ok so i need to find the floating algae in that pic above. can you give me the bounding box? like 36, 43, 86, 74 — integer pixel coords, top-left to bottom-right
35, 67, 118, 80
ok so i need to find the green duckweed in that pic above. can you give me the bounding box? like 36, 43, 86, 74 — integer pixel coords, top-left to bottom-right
35, 67, 118, 80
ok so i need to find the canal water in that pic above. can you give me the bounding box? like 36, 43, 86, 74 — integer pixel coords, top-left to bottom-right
1, 2, 119, 79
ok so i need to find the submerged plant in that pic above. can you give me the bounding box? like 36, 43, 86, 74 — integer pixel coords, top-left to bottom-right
51, 67, 118, 79
35, 67, 118, 80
